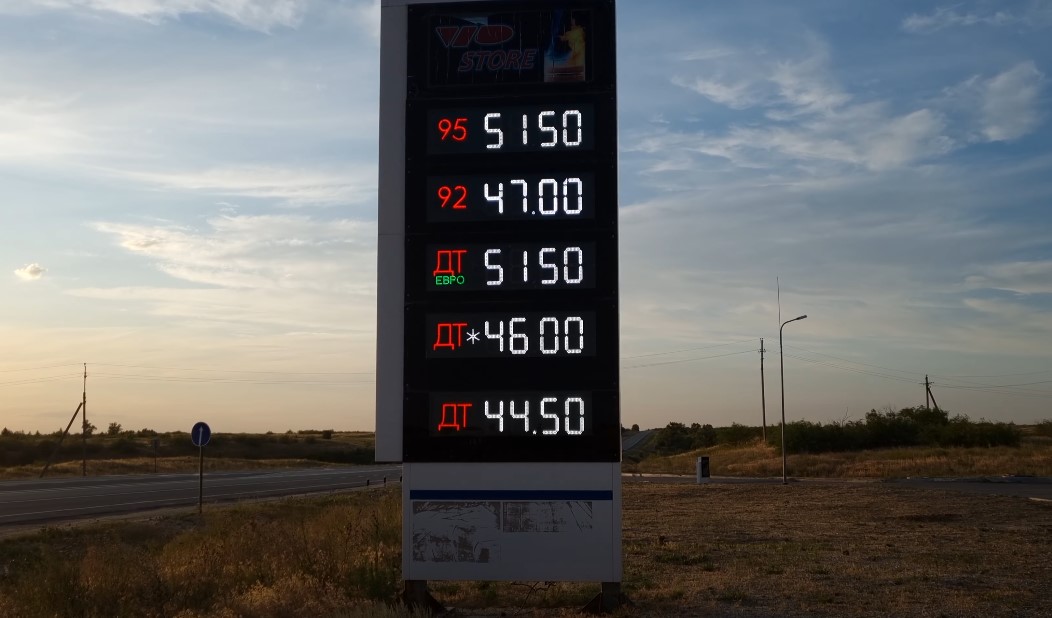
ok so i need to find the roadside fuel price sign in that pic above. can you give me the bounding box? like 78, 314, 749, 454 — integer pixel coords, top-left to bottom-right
402, 0, 619, 463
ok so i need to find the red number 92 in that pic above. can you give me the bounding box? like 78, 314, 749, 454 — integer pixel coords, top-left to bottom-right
437, 117, 468, 142
437, 185, 468, 210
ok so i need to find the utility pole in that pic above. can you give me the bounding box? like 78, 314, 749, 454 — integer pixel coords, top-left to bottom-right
926, 378, 940, 413
82, 363, 87, 477
40, 402, 84, 478
760, 338, 767, 442
924, 375, 931, 412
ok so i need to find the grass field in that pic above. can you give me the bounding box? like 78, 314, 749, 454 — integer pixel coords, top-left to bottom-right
2, 481, 1050, 617
0, 430, 375, 479
626, 437, 1052, 478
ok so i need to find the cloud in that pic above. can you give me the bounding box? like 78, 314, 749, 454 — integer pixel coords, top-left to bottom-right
635, 103, 952, 172
93, 214, 375, 291
670, 35, 849, 116
14, 264, 47, 281
671, 76, 760, 109
864, 109, 954, 170
941, 62, 1046, 143
768, 46, 851, 115
980, 62, 1045, 141
902, 4, 1052, 33
965, 260, 1052, 295
662, 37, 956, 171
19, 0, 306, 33
115, 165, 377, 208
649, 47, 1047, 175
85, 214, 378, 333
0, 95, 90, 162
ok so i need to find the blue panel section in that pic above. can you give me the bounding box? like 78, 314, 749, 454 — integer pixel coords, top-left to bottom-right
410, 489, 613, 500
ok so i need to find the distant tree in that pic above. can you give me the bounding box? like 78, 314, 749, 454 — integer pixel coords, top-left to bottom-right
631, 424, 639, 432
83, 422, 97, 436
107, 422, 122, 436
692, 424, 718, 448
652, 422, 693, 454
322, 430, 334, 440
1, 427, 10, 436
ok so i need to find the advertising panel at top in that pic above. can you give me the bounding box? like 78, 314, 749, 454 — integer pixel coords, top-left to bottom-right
416, 2, 613, 90
402, 0, 618, 463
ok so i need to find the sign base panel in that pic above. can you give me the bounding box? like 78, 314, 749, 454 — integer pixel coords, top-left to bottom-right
403, 462, 621, 582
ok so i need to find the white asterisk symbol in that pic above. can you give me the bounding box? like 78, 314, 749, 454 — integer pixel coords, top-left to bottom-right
466, 329, 480, 344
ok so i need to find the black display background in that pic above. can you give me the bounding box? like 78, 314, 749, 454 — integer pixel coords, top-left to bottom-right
403, 0, 617, 463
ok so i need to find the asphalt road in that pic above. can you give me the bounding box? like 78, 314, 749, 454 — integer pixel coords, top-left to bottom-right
0, 465, 402, 529
621, 430, 653, 453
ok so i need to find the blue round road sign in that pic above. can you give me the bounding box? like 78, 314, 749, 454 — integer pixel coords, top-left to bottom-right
191, 421, 211, 447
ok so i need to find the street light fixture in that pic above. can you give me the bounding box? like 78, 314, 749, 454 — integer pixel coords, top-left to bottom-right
780, 314, 807, 485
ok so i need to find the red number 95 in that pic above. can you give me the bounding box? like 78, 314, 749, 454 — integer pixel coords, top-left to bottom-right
437, 117, 468, 142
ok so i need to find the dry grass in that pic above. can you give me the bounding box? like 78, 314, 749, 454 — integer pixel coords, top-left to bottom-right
628, 439, 1052, 479
433, 481, 1052, 617
617, 481, 1052, 617
0, 489, 407, 617
2, 482, 1050, 617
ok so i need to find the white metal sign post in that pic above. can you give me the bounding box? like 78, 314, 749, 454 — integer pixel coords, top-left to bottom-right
191, 421, 211, 515
376, 0, 620, 610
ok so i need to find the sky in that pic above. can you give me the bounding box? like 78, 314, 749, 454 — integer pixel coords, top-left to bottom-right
1, 0, 1051, 434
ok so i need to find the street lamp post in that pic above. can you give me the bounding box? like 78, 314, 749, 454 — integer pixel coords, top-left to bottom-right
780, 314, 807, 485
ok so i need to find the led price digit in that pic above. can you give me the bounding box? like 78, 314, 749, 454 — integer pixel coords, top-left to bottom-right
481, 247, 584, 286
484, 177, 584, 216
436, 117, 468, 142
436, 184, 468, 210
481, 396, 586, 435
482, 316, 585, 355
482, 110, 584, 149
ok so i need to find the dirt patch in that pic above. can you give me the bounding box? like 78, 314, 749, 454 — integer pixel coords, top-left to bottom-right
437, 480, 1052, 616
616, 480, 1052, 617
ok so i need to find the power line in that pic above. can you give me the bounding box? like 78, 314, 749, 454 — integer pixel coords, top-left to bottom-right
784, 353, 1052, 399
622, 349, 754, 369
621, 338, 756, 360
0, 363, 82, 373
782, 353, 920, 384
934, 383, 1052, 400
92, 362, 372, 376
927, 373, 1052, 391
90, 372, 373, 386
0, 374, 83, 387
934, 369, 1052, 379
783, 344, 920, 376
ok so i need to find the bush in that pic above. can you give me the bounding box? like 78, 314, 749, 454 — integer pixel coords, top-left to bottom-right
937, 417, 1020, 447
715, 423, 761, 445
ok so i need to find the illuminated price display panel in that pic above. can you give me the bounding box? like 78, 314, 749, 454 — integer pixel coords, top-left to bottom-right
403, 1, 618, 463
429, 392, 594, 437
426, 173, 596, 223
426, 104, 595, 154
425, 242, 596, 291
426, 311, 596, 358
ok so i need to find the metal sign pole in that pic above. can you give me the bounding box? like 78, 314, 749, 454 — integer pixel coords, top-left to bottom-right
191, 421, 211, 515
198, 444, 204, 515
